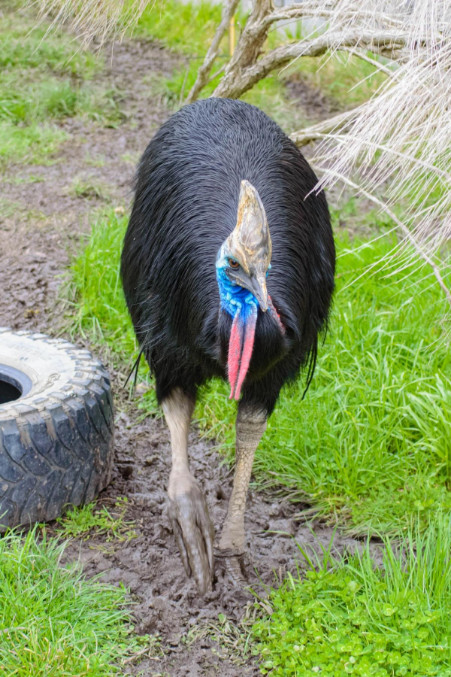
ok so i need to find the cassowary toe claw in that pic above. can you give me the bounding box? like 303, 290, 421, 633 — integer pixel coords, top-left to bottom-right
215, 547, 249, 587
168, 483, 214, 595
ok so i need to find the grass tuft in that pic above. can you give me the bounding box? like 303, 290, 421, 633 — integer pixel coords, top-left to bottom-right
69, 175, 112, 201
65, 210, 138, 365
0, 120, 68, 165
252, 514, 451, 675
56, 497, 138, 542
0, 528, 158, 675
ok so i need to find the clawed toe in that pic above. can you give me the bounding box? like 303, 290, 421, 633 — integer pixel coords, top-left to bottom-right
215, 547, 249, 586
168, 484, 214, 595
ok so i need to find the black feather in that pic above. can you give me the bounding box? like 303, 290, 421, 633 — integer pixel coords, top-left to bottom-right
124, 345, 145, 392
121, 98, 335, 414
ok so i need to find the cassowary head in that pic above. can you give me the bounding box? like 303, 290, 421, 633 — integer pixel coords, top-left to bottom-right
218, 180, 272, 311
216, 180, 282, 401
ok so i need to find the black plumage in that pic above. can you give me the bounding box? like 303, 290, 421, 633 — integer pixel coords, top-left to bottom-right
121, 97, 335, 415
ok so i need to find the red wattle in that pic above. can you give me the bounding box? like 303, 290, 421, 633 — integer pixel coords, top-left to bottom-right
227, 309, 242, 399
227, 297, 283, 401
233, 306, 257, 400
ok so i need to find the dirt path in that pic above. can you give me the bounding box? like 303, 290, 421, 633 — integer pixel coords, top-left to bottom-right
0, 36, 367, 676
0, 39, 177, 331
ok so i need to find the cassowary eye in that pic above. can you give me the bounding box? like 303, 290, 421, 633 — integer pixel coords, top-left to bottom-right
228, 259, 240, 269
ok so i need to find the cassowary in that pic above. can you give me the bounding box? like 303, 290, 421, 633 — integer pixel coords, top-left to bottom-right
121, 98, 335, 594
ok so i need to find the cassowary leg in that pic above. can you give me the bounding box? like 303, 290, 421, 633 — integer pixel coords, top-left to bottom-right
162, 388, 214, 594
217, 404, 267, 584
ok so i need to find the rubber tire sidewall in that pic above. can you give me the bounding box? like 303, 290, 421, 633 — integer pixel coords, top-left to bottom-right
0, 328, 114, 530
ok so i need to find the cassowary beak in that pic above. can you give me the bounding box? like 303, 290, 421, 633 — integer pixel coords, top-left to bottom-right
223, 181, 273, 400
232, 180, 271, 270
225, 180, 272, 310
251, 274, 268, 312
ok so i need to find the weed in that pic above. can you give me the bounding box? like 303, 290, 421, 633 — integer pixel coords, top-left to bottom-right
0, 197, 46, 223
182, 607, 256, 666
55, 497, 138, 542
84, 153, 106, 167
121, 151, 141, 165
8, 173, 45, 185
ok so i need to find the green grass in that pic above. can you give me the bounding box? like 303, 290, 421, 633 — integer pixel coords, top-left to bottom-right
0, 528, 157, 675
136, 0, 223, 55
65, 211, 138, 365
66, 210, 450, 536
135, 0, 386, 122
0, 8, 122, 165
69, 175, 112, 201
196, 238, 450, 534
55, 498, 138, 542
0, 120, 68, 165
0, 12, 98, 76
137, 0, 310, 132
1, 74, 107, 124
251, 514, 451, 676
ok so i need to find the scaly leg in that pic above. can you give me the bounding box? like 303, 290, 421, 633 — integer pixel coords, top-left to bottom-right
217, 404, 267, 583
162, 388, 214, 594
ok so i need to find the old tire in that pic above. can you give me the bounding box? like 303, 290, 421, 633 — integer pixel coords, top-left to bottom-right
0, 328, 114, 531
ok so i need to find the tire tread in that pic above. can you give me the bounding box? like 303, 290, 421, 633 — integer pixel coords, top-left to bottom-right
0, 330, 114, 531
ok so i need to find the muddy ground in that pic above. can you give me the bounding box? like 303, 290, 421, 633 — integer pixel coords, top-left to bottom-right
1, 34, 368, 676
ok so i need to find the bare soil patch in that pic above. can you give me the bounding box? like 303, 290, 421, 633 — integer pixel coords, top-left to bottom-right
1, 36, 370, 676
284, 72, 341, 121
0, 38, 177, 331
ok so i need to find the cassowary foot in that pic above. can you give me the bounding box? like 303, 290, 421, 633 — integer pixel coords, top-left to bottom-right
168, 481, 214, 595
215, 547, 249, 586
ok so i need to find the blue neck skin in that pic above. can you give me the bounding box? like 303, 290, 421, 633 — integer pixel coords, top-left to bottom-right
216, 252, 258, 322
